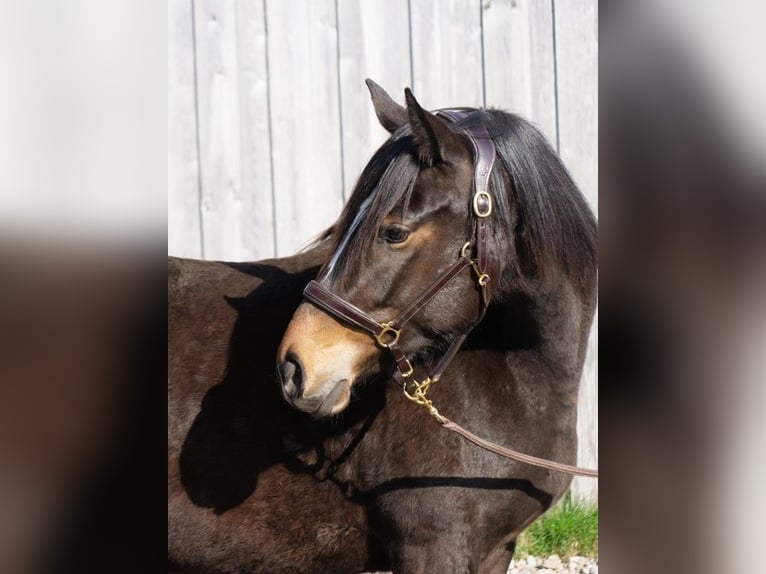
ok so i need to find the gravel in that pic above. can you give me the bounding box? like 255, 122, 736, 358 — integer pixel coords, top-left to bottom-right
507, 555, 598, 574
366, 554, 598, 574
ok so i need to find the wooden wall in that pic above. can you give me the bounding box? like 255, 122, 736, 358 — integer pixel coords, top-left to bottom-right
169, 0, 598, 500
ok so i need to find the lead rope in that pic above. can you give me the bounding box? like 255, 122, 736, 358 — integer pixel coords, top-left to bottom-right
440, 416, 599, 478
392, 327, 599, 478
399, 368, 599, 477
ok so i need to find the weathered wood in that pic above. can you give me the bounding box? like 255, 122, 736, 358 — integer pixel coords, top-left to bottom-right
575, 307, 599, 501
193, 0, 274, 261
266, 0, 344, 256
409, 0, 484, 109
337, 0, 411, 198
482, 0, 558, 145
168, 0, 202, 258
553, 0, 598, 501
554, 0, 598, 213
235, 0, 276, 259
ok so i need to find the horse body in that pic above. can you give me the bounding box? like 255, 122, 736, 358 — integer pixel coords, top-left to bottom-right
168, 252, 591, 573
168, 82, 596, 573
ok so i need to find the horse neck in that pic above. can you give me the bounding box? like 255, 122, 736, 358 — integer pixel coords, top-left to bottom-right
489, 266, 596, 388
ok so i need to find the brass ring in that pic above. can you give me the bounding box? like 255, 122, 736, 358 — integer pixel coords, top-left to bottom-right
374, 322, 401, 348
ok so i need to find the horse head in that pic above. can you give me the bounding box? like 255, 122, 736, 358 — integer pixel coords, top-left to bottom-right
277, 80, 596, 417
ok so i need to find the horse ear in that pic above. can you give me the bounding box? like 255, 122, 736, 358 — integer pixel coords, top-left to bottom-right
365, 79, 408, 134
404, 88, 464, 166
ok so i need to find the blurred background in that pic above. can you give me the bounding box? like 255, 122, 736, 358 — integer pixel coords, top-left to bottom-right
600, 2, 766, 573
167, 0, 600, 502
0, 1, 167, 571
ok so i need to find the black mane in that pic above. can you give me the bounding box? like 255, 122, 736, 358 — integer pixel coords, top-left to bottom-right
325, 109, 597, 295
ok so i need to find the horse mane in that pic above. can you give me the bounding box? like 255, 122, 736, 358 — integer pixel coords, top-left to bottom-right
325, 109, 597, 296
478, 110, 597, 294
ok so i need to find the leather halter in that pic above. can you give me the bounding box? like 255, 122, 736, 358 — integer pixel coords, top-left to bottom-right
303, 109, 495, 390
299, 110, 599, 478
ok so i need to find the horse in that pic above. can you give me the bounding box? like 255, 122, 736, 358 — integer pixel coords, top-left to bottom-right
168, 81, 596, 574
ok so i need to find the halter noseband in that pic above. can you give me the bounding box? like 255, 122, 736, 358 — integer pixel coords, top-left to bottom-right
302, 109, 496, 401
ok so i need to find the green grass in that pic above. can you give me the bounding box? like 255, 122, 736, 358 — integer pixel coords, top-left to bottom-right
515, 494, 598, 559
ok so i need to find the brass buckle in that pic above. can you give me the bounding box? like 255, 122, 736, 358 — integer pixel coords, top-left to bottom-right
398, 359, 414, 378
374, 322, 401, 348
469, 259, 490, 287
473, 191, 493, 218
463, 243, 490, 286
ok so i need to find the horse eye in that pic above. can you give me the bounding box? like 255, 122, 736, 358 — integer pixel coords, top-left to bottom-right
381, 225, 411, 244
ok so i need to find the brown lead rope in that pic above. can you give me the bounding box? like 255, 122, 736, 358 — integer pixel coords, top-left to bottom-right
437, 416, 599, 478
393, 354, 599, 478
397, 370, 599, 478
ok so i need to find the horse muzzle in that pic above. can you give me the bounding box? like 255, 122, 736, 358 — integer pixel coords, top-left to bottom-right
277, 303, 373, 417
278, 355, 352, 417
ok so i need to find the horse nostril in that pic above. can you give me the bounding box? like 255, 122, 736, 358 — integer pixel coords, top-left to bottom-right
278, 355, 303, 397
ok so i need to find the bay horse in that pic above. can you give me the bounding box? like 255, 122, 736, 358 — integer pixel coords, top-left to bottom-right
168, 82, 596, 573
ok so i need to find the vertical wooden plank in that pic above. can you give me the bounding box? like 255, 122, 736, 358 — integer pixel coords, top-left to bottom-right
194, 0, 274, 261
409, 0, 484, 109
482, 0, 557, 145
236, 0, 276, 259
554, 0, 598, 213
574, 308, 598, 501
266, 0, 344, 256
554, 0, 598, 501
168, 0, 202, 258
337, 0, 411, 197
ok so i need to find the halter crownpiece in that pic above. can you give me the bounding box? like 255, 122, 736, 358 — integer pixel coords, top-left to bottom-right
438, 109, 496, 303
